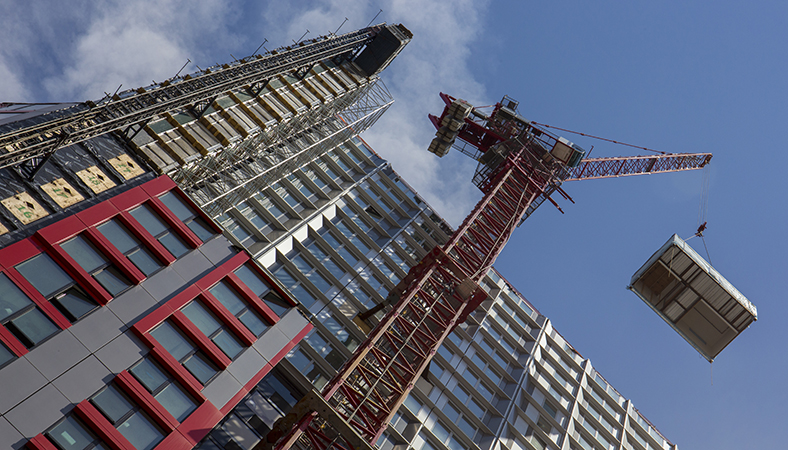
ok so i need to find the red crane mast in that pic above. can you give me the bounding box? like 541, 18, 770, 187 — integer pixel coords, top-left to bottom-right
258, 94, 712, 450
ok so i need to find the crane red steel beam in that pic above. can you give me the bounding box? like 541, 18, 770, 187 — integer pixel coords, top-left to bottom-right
566, 153, 712, 181
259, 126, 569, 450
257, 93, 712, 450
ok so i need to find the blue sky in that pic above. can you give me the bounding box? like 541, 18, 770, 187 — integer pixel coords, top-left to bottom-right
2, 1, 786, 448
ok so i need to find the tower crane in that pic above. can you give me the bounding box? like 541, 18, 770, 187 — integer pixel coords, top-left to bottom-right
257, 94, 712, 450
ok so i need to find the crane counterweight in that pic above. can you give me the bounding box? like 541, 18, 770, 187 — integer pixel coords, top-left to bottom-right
260, 94, 713, 450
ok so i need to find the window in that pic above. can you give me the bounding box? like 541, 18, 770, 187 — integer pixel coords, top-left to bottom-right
91, 385, 164, 450
443, 402, 479, 442
303, 330, 344, 370
332, 218, 372, 255
290, 254, 333, 294
150, 320, 218, 384
238, 200, 275, 235
320, 229, 360, 267
129, 204, 189, 258
478, 338, 514, 375
315, 156, 344, 183
317, 311, 359, 352
327, 150, 358, 177
287, 344, 329, 389
0, 342, 14, 368
61, 235, 132, 297
16, 253, 99, 322
0, 273, 59, 348
452, 384, 487, 420
45, 415, 107, 450
305, 240, 346, 280
271, 265, 319, 310
198, 370, 303, 449
96, 219, 162, 276
471, 352, 503, 386
129, 357, 198, 422
372, 255, 400, 283
209, 281, 269, 336
272, 182, 305, 214
462, 367, 496, 402
233, 264, 291, 317
287, 174, 318, 204
255, 193, 292, 224
302, 167, 331, 193
181, 301, 244, 359
158, 191, 215, 241
218, 214, 259, 247
430, 420, 467, 450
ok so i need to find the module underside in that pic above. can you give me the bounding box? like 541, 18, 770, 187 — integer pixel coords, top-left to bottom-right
629, 234, 756, 362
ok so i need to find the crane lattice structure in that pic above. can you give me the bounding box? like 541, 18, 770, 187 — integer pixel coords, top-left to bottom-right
257, 94, 712, 450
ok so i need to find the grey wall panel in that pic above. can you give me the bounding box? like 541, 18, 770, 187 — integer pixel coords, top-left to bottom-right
0, 416, 25, 449
252, 328, 290, 364
52, 355, 112, 403
0, 358, 47, 414
69, 306, 124, 352
275, 309, 309, 341
106, 285, 158, 325
4, 384, 70, 438
25, 331, 89, 381
227, 347, 267, 387
141, 266, 187, 302
171, 248, 214, 284
199, 236, 237, 266
94, 332, 149, 374
202, 370, 243, 410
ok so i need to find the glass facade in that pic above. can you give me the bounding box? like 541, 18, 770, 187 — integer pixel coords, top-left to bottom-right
196, 136, 679, 450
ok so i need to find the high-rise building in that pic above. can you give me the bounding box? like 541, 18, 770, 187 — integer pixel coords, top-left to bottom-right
0, 23, 677, 450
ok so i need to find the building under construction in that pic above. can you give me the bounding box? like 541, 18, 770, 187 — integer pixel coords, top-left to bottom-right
0, 23, 691, 450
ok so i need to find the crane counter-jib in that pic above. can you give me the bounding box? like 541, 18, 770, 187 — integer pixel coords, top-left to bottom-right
259, 93, 715, 450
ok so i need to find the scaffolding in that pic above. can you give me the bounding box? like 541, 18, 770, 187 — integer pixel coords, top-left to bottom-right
179, 79, 394, 217
0, 25, 390, 174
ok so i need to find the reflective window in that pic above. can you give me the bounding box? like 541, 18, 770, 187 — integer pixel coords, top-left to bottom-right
209, 281, 269, 336
150, 320, 218, 384
16, 253, 101, 321
130, 357, 197, 422
218, 214, 259, 247
182, 301, 244, 360
159, 191, 215, 241
272, 265, 319, 310
238, 201, 274, 235
129, 204, 189, 258
46, 415, 107, 450
97, 219, 162, 276
0, 272, 59, 348
233, 265, 291, 317
61, 235, 132, 297
303, 330, 344, 370
0, 342, 14, 368
286, 345, 329, 389
91, 385, 164, 450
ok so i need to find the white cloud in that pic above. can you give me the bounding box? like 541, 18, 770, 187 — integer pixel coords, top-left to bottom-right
2, 0, 491, 225
0, 55, 29, 101
37, 0, 238, 101
257, 0, 492, 225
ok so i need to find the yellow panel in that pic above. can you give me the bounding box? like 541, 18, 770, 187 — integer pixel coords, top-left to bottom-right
76, 166, 117, 194
108, 153, 146, 180
0, 222, 7, 235
2, 192, 49, 224
40, 178, 84, 208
